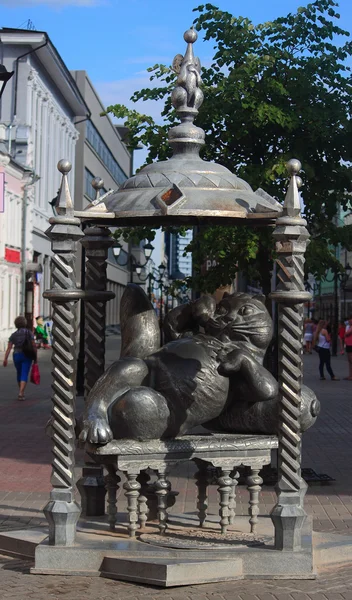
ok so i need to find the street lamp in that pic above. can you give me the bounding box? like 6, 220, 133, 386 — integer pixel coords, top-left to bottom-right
158, 263, 166, 278
0, 64, 14, 99
113, 241, 154, 283
134, 269, 156, 300
341, 263, 352, 319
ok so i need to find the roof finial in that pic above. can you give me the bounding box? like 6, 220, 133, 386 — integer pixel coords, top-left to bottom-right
171, 27, 203, 116
168, 27, 205, 157
56, 159, 73, 215
91, 177, 104, 201
283, 158, 303, 218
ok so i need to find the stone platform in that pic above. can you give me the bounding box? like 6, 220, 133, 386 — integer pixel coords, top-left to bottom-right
0, 514, 319, 586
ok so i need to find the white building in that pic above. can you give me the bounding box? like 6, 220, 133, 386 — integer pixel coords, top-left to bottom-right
71, 70, 134, 325
0, 27, 88, 344
0, 146, 35, 348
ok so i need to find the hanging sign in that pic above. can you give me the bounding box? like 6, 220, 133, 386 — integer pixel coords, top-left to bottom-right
5, 247, 21, 263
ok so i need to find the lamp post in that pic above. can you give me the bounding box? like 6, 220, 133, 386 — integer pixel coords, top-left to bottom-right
341, 263, 352, 319
21, 172, 40, 317
112, 241, 154, 283
133, 269, 155, 300
0, 64, 14, 100
157, 263, 167, 343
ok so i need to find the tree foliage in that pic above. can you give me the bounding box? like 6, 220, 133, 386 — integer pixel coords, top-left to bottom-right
105, 0, 352, 293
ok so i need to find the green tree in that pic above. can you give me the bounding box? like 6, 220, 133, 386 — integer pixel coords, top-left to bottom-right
106, 0, 352, 294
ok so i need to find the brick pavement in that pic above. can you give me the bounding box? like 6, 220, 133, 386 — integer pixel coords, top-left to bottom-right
0, 338, 352, 596
1, 553, 352, 600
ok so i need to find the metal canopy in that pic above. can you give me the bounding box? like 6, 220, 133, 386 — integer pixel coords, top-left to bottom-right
80, 28, 282, 226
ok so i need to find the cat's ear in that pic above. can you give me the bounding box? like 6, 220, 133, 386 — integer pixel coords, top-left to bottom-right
254, 294, 266, 305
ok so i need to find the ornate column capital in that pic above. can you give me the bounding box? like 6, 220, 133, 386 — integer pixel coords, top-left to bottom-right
270, 159, 311, 305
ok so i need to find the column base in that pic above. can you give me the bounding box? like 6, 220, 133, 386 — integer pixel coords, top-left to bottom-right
44, 490, 81, 546
271, 476, 308, 551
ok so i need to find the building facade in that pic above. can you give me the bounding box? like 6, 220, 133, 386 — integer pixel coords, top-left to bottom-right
71, 70, 135, 325
164, 229, 193, 279
314, 207, 352, 322
0, 28, 88, 347
0, 147, 35, 348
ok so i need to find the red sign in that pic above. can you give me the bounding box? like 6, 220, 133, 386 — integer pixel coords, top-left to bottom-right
5, 247, 21, 264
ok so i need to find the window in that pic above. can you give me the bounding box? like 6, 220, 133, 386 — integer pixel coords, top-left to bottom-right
86, 121, 128, 186
85, 169, 96, 201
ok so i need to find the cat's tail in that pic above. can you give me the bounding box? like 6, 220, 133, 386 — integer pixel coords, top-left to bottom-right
120, 283, 160, 359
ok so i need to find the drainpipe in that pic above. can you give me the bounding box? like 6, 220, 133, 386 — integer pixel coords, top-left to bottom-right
13, 38, 48, 120
20, 172, 39, 316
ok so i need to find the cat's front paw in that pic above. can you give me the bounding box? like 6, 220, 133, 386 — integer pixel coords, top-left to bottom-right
79, 418, 113, 445
217, 349, 244, 375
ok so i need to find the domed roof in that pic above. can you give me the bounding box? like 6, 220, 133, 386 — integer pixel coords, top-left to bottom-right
85, 28, 282, 225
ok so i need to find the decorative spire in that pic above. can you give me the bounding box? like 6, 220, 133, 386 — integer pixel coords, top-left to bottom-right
168, 27, 205, 157
56, 159, 74, 215
283, 159, 303, 218
171, 27, 203, 116
91, 177, 104, 202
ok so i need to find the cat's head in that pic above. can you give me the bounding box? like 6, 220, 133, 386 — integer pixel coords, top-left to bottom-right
203, 292, 273, 351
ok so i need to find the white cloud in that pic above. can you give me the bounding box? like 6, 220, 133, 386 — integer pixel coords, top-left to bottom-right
95, 72, 166, 124
0, 0, 104, 6
95, 73, 168, 171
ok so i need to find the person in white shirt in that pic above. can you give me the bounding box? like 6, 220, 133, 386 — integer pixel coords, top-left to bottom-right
313, 320, 339, 381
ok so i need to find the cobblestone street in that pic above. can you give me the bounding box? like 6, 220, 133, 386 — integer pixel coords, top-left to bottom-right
0, 338, 352, 598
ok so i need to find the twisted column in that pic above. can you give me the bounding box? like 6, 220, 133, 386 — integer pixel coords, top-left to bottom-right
270, 159, 311, 551
82, 223, 114, 397
43, 160, 84, 546
77, 178, 114, 518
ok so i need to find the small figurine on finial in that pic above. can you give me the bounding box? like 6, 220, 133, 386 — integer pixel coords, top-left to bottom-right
171, 27, 203, 115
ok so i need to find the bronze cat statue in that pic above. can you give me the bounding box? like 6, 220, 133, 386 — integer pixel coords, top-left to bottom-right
80, 285, 319, 444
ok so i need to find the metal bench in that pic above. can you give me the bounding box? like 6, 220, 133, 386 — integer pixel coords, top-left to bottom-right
86, 433, 278, 538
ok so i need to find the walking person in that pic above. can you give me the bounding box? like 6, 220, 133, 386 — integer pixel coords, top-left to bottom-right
2, 316, 37, 400
338, 320, 346, 355
304, 318, 314, 354
344, 315, 352, 381
313, 319, 339, 381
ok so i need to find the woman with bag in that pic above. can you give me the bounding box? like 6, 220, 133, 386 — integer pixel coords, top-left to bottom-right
313, 319, 339, 381
344, 315, 352, 380
2, 316, 37, 400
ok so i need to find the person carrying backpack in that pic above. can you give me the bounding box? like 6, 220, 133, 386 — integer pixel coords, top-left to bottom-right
3, 316, 37, 400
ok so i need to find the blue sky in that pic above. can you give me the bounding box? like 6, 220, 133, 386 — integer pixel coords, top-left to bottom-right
1, 0, 352, 124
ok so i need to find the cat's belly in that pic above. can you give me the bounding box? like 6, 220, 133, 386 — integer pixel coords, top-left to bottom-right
146, 338, 230, 433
